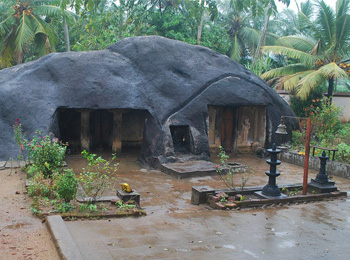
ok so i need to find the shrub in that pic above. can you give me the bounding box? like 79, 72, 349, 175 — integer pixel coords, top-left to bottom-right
337, 143, 350, 164
57, 169, 78, 203
28, 172, 55, 198
23, 130, 67, 178
307, 98, 342, 138
79, 150, 118, 202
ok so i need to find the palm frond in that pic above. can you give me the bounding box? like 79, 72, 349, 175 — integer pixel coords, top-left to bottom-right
261, 63, 309, 80
318, 62, 348, 79
275, 70, 314, 91
336, 0, 350, 17
0, 15, 16, 35
15, 14, 35, 55
229, 35, 241, 62
0, 28, 15, 68
335, 14, 350, 51
31, 14, 57, 51
240, 27, 260, 46
35, 5, 75, 22
262, 45, 318, 66
296, 69, 325, 99
298, 9, 319, 36
316, 0, 335, 47
278, 35, 315, 52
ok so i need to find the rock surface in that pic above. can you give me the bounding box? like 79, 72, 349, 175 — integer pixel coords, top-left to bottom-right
0, 36, 295, 164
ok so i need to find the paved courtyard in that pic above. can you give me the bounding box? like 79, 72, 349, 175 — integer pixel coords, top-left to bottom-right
65, 154, 350, 260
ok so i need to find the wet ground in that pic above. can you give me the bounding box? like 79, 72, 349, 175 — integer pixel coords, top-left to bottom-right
65, 154, 350, 260
0, 169, 60, 260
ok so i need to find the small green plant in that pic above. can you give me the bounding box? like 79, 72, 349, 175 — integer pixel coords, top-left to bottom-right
219, 195, 227, 203
57, 169, 78, 203
281, 187, 288, 194
13, 118, 26, 161
216, 146, 253, 191
79, 203, 98, 213
79, 150, 118, 202
116, 200, 136, 210
28, 172, 53, 198
57, 202, 75, 213
288, 187, 302, 196
239, 195, 245, 201
311, 190, 316, 195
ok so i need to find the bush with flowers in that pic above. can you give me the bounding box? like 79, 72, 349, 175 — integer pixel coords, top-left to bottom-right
291, 98, 350, 164
22, 130, 68, 179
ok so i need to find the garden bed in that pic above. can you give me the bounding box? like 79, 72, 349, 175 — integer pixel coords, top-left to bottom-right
192, 184, 347, 210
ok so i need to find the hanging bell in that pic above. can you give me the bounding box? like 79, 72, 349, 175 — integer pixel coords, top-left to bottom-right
275, 123, 288, 135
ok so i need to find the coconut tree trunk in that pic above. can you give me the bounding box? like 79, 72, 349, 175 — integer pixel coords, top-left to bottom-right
253, 10, 270, 63
197, 14, 204, 45
327, 77, 334, 104
63, 17, 70, 52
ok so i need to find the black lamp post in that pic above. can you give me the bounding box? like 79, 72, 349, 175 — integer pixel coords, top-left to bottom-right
261, 143, 282, 197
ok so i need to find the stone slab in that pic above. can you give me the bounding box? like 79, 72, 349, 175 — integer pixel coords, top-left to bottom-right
5, 160, 25, 168
160, 160, 220, 179
117, 190, 140, 205
0, 161, 6, 170
46, 215, 83, 260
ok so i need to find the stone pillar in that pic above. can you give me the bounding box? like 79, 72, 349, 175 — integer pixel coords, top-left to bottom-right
112, 111, 123, 153
80, 111, 90, 151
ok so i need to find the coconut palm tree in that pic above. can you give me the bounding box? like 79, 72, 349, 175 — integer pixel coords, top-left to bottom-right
261, 0, 350, 100
0, 0, 73, 68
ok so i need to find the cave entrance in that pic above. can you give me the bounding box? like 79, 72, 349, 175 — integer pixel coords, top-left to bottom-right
90, 110, 113, 152
58, 109, 81, 154
170, 125, 193, 154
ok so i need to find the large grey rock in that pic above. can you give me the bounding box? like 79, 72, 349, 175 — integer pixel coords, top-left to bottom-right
0, 36, 295, 164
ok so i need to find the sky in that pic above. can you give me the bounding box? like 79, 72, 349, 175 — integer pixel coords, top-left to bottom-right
276, 0, 337, 12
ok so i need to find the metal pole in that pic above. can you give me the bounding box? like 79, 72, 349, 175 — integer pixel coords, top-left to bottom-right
302, 118, 311, 195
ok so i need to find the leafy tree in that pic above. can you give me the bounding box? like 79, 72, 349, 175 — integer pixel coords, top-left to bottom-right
0, 0, 73, 68
261, 0, 350, 100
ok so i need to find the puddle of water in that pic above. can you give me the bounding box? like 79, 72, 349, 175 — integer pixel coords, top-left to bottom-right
223, 245, 236, 250
278, 240, 296, 249
275, 231, 288, 237
4, 223, 28, 229
244, 249, 259, 258
175, 248, 191, 252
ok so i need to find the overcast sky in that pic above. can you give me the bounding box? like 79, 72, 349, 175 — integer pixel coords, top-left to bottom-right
276, 0, 337, 12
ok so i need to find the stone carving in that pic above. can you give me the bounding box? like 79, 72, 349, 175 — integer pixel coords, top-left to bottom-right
238, 118, 250, 145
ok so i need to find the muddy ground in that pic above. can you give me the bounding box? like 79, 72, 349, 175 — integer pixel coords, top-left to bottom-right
0, 168, 60, 260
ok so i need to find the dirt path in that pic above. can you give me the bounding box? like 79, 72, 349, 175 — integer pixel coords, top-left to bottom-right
0, 168, 60, 260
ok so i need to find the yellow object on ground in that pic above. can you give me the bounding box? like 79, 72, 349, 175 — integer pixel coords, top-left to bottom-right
121, 183, 133, 193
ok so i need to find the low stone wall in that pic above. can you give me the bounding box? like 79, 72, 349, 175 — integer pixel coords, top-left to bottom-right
280, 151, 350, 178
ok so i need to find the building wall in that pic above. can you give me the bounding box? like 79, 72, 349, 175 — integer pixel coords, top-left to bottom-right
277, 91, 350, 122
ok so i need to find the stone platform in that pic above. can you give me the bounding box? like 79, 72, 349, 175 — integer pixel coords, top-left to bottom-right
160, 160, 220, 179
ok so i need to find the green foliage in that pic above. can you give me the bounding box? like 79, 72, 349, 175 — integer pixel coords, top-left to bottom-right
337, 143, 350, 164
28, 172, 56, 198
292, 130, 303, 148
289, 87, 324, 117
261, 0, 350, 100
57, 169, 78, 203
79, 150, 118, 202
216, 146, 253, 191
0, 0, 73, 68
115, 200, 136, 210
23, 130, 67, 179
307, 98, 342, 137
79, 203, 98, 213
57, 202, 75, 213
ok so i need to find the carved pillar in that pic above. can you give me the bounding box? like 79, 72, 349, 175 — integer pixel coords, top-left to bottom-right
112, 111, 123, 153
80, 110, 90, 151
